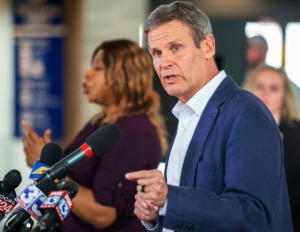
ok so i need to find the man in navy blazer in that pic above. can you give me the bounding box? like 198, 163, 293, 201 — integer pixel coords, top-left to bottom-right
126, 1, 293, 231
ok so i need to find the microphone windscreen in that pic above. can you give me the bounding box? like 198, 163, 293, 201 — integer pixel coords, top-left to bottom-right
86, 124, 122, 156
61, 180, 78, 199
40, 143, 63, 166
2, 170, 22, 195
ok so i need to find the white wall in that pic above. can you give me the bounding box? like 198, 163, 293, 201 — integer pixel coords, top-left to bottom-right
0, 0, 32, 193
80, 0, 149, 121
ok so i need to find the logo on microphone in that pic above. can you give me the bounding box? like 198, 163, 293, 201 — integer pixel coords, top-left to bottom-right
29, 161, 51, 180
0, 194, 17, 214
40, 190, 74, 221
15, 183, 47, 220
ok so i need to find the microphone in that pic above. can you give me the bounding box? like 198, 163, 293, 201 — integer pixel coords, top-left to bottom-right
0, 170, 22, 196
29, 143, 63, 180
41, 123, 122, 180
3, 124, 121, 231
0, 207, 34, 232
15, 144, 63, 220
3, 144, 62, 232
34, 180, 78, 232
0, 170, 22, 221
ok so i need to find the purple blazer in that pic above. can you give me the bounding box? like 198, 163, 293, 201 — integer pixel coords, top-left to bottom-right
60, 115, 162, 232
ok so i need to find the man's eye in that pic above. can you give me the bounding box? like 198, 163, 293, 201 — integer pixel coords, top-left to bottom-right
173, 45, 181, 51
153, 50, 162, 57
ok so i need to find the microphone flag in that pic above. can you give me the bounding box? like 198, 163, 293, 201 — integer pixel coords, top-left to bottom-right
15, 183, 47, 220
0, 194, 17, 215
40, 190, 74, 222
29, 161, 51, 180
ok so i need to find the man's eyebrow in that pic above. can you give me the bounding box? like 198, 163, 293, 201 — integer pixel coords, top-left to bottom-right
149, 39, 182, 52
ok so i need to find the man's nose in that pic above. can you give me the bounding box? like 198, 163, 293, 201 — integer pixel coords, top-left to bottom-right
160, 53, 173, 69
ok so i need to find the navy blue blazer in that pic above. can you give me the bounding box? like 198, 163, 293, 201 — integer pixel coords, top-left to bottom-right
157, 76, 293, 232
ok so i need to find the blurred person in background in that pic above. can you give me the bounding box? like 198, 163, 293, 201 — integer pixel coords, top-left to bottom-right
21, 39, 168, 232
245, 35, 268, 72
244, 35, 300, 110
243, 63, 300, 231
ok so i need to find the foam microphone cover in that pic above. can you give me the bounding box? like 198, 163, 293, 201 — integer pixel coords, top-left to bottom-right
40, 143, 63, 166
86, 123, 122, 156
0, 170, 22, 195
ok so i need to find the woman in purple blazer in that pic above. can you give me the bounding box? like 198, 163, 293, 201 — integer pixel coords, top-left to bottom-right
22, 39, 168, 231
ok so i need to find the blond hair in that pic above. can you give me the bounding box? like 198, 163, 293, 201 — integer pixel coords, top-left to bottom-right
243, 64, 300, 122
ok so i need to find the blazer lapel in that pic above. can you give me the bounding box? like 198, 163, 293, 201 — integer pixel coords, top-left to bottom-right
180, 76, 236, 186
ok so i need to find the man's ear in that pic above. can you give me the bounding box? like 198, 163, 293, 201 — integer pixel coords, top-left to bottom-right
200, 35, 216, 60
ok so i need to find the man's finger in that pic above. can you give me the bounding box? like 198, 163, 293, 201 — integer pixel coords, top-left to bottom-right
125, 169, 162, 181
135, 194, 158, 211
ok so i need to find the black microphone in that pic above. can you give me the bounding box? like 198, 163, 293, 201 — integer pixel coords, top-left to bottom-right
34, 180, 79, 232
42, 123, 122, 180
29, 143, 63, 180
3, 144, 63, 232
0, 170, 22, 221
0, 170, 22, 196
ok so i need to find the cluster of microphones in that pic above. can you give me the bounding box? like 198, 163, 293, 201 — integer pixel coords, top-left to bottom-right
0, 124, 122, 232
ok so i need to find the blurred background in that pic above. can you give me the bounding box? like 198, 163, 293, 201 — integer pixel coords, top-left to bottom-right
0, 0, 299, 193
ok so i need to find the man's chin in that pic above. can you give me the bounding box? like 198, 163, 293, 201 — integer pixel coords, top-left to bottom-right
165, 89, 179, 98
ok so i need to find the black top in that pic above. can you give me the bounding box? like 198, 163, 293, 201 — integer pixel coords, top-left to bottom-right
279, 120, 300, 231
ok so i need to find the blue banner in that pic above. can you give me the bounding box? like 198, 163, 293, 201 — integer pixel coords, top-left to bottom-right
13, 0, 65, 138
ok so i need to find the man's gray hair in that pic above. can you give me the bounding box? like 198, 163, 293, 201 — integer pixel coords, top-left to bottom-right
145, 1, 213, 48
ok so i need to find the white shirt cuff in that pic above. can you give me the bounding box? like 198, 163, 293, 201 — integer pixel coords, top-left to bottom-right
141, 220, 159, 231
159, 198, 168, 215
